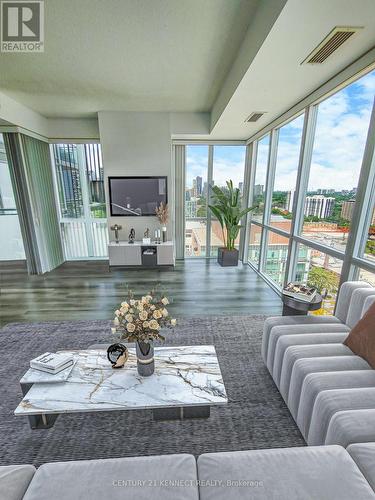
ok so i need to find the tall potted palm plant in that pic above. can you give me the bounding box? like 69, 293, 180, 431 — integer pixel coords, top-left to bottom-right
209, 180, 254, 266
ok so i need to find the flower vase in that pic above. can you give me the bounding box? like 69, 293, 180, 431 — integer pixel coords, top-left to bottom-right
136, 341, 154, 377
162, 226, 167, 243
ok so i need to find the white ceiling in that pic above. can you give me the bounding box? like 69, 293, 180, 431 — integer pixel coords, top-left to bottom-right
210, 0, 375, 139
0, 0, 374, 139
0, 0, 259, 118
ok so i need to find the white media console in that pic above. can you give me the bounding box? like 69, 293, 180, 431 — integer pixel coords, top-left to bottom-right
108, 241, 175, 267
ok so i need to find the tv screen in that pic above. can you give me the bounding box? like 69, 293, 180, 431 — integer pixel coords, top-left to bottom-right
109, 176, 167, 216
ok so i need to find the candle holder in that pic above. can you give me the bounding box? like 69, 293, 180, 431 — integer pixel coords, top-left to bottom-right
110, 224, 122, 243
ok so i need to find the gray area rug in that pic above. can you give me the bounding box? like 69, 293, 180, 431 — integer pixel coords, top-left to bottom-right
0, 316, 305, 466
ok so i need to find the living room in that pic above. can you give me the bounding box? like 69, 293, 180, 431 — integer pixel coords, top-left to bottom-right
1, 0, 375, 498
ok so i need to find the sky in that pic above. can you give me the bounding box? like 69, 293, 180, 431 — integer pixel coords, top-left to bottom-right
185, 68, 375, 194
186, 145, 246, 189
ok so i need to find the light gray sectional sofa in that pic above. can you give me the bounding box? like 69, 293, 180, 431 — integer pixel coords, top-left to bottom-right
4, 280, 375, 499
3, 443, 375, 499
263, 281, 375, 447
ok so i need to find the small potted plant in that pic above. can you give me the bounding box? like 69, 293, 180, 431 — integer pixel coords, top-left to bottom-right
155, 202, 169, 242
209, 180, 254, 266
111, 290, 176, 376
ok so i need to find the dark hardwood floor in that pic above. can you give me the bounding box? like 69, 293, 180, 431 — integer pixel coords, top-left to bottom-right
0, 259, 282, 327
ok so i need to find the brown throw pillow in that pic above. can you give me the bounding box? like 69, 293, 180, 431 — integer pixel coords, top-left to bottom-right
344, 301, 375, 369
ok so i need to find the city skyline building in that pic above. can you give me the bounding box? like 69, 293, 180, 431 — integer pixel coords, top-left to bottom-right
304, 195, 335, 219
285, 189, 295, 212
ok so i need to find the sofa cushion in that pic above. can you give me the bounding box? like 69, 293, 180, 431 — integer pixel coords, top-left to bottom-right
297, 367, 374, 438
348, 442, 375, 493
267, 324, 349, 375
287, 351, 372, 419
308, 388, 375, 446
0, 465, 36, 500
23, 454, 198, 500
261, 315, 340, 363
272, 331, 349, 385
345, 289, 375, 329
362, 295, 375, 316
197, 445, 375, 499
344, 301, 375, 369
335, 281, 372, 324
279, 344, 353, 401
326, 410, 375, 447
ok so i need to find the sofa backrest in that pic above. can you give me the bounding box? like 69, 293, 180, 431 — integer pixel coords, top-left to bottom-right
362, 296, 375, 317
335, 281, 372, 323
346, 288, 375, 329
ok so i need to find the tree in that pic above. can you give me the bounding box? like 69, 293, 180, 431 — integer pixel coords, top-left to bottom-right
307, 267, 339, 298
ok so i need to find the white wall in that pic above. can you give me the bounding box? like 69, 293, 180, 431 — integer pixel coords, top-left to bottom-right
0, 91, 48, 136
48, 118, 99, 141
0, 92, 100, 141
98, 111, 173, 242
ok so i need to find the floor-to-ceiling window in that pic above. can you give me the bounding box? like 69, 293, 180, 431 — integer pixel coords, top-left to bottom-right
184, 144, 246, 258
210, 145, 246, 256
245, 65, 375, 314
0, 133, 25, 260
185, 145, 209, 257
252, 134, 270, 223
270, 113, 304, 233
300, 75, 374, 251
52, 143, 108, 259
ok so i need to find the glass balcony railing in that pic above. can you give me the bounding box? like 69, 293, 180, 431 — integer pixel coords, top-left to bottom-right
61, 220, 108, 259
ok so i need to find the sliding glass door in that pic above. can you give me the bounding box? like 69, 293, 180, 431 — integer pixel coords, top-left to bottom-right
0, 133, 25, 260
52, 143, 108, 259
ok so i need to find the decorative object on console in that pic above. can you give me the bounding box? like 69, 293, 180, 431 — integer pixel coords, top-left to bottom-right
110, 224, 122, 244
143, 228, 151, 245
128, 228, 135, 244
106, 343, 129, 369
208, 180, 254, 267
155, 202, 169, 243
111, 290, 176, 376
283, 282, 317, 303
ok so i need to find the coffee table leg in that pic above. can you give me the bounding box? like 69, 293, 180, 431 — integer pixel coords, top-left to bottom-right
183, 406, 210, 419
27, 413, 59, 430
152, 406, 210, 421
20, 382, 59, 429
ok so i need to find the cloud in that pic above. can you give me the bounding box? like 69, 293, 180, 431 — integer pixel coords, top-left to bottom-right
184, 69, 375, 196
186, 145, 246, 188
272, 69, 375, 192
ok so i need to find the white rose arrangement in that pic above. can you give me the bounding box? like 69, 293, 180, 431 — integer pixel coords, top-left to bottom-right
112, 290, 177, 343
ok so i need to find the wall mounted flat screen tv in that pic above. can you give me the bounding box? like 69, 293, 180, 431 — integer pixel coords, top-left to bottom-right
108, 176, 167, 216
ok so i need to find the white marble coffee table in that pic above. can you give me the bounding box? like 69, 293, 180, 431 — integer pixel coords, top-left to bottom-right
15, 345, 228, 429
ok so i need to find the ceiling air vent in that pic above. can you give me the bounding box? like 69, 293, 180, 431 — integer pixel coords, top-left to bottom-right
245, 112, 266, 123
302, 26, 362, 65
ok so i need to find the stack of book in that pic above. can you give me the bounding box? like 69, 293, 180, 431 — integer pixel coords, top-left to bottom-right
30, 352, 74, 375
283, 282, 317, 303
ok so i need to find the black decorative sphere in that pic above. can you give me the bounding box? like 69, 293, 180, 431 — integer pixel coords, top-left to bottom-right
107, 343, 128, 368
